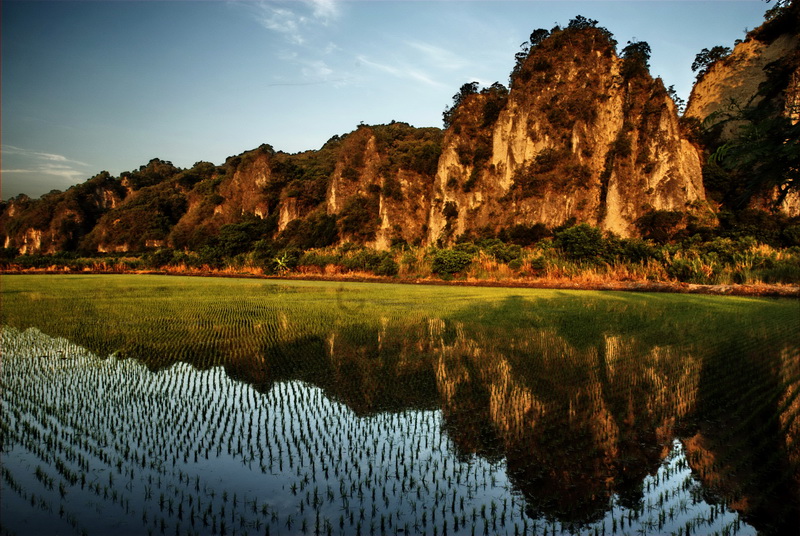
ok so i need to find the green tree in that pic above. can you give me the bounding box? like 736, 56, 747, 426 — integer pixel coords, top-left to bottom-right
691, 46, 731, 79
620, 40, 651, 79
554, 223, 607, 260
712, 106, 799, 207
442, 82, 480, 128
338, 195, 379, 242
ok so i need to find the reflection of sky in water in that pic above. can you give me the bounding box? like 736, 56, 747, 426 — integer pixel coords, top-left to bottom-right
1, 327, 755, 536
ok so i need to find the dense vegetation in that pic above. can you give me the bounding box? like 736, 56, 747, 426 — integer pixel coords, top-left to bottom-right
4, 213, 799, 286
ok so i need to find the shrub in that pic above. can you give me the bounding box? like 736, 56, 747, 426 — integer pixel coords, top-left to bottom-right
667, 258, 696, 283
374, 256, 399, 277
498, 223, 551, 246
635, 210, 684, 243
554, 224, 606, 261
431, 249, 474, 276
757, 259, 800, 284
298, 251, 342, 269
442, 201, 459, 220
480, 239, 522, 263
280, 213, 338, 250
143, 249, 177, 269
341, 248, 390, 273
617, 238, 660, 263
611, 133, 632, 158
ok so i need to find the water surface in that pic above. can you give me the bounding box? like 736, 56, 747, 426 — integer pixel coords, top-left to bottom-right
2, 275, 798, 535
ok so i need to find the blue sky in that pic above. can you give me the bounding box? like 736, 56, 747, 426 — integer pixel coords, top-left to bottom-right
2, 0, 771, 200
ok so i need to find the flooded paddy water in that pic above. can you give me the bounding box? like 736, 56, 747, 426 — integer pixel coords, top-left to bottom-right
1, 275, 798, 535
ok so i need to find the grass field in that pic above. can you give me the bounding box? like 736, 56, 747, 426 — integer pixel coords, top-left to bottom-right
2, 274, 798, 535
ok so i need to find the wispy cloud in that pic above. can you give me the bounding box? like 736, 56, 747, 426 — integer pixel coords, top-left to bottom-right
249, 0, 340, 45
308, 0, 338, 23
2, 145, 89, 167
1, 145, 91, 184
406, 41, 466, 71
356, 55, 446, 88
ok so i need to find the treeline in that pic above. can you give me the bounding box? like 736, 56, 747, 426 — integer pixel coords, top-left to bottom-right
4, 212, 799, 286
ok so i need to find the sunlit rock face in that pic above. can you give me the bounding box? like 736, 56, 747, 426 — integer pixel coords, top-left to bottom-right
685, 34, 799, 140
685, 17, 800, 217
428, 26, 705, 243
324, 124, 440, 248
0, 172, 128, 254
0, 28, 709, 253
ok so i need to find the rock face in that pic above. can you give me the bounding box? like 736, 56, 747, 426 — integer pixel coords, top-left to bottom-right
685, 34, 799, 138
427, 27, 704, 243
324, 123, 441, 248
1, 172, 127, 254
685, 5, 800, 216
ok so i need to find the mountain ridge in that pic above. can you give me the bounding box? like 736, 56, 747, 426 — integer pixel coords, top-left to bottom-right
2, 9, 798, 256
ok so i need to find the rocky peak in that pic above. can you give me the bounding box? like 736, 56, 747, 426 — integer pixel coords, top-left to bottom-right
428, 24, 705, 244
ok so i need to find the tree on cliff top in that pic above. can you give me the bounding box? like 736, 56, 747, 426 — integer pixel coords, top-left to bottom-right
442, 82, 479, 128
691, 46, 732, 81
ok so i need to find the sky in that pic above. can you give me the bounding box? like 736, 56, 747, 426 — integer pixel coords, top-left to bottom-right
1, 0, 773, 200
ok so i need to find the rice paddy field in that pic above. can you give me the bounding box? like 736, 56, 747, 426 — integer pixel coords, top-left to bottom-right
1, 274, 798, 536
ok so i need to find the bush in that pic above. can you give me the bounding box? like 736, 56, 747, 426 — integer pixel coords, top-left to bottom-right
757, 259, 800, 284
280, 213, 338, 250
554, 224, 606, 261
617, 238, 660, 263
143, 249, 177, 269
338, 196, 378, 242
667, 258, 694, 282
298, 251, 342, 269
342, 249, 390, 273
479, 239, 522, 263
374, 256, 399, 277
635, 210, 684, 243
269, 248, 302, 274
498, 223, 551, 246
431, 249, 473, 276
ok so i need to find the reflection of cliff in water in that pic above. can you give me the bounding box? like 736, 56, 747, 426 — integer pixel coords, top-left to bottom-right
431, 317, 701, 525
681, 338, 800, 534
5, 291, 798, 533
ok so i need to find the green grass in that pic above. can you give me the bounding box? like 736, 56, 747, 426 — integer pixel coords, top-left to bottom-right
1, 274, 795, 367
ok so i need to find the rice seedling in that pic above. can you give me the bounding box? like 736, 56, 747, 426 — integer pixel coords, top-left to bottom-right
1, 275, 797, 535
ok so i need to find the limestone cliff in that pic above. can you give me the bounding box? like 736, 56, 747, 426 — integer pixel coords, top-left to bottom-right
1, 171, 127, 254
14, 16, 800, 255
428, 25, 704, 243
324, 123, 440, 248
685, 34, 799, 138
685, 4, 800, 216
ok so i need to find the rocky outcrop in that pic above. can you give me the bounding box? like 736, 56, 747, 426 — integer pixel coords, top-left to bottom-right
427, 26, 705, 242
685, 5, 800, 216
324, 123, 440, 247
685, 33, 799, 138
18, 16, 800, 254
0, 171, 128, 254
